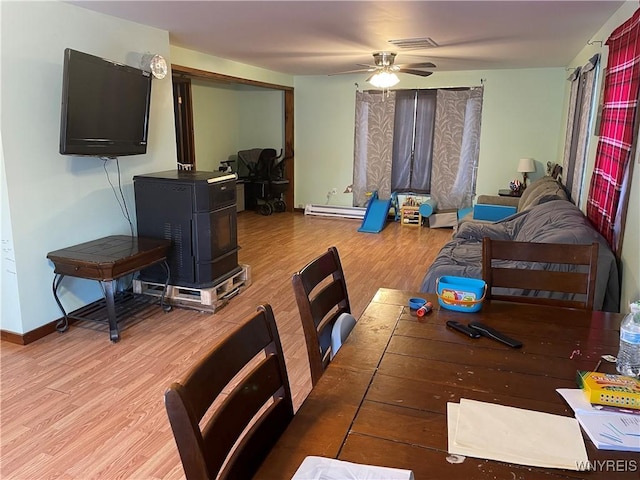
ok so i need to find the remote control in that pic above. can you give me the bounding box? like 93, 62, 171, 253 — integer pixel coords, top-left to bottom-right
446, 320, 481, 338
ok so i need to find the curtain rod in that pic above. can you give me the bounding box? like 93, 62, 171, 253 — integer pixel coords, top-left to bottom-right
362, 85, 483, 94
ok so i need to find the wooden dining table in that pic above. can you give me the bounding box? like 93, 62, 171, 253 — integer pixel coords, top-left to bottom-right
255, 288, 638, 479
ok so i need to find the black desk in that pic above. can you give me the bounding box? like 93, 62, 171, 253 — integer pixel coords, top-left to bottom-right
47, 235, 171, 342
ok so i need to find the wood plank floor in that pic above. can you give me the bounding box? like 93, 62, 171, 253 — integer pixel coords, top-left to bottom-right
0, 211, 452, 479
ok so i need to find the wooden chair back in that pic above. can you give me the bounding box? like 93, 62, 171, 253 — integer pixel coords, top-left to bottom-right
292, 246, 351, 386
164, 304, 293, 480
482, 238, 599, 310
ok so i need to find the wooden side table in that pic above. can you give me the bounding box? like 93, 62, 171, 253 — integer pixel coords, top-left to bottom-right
47, 235, 171, 342
498, 189, 522, 197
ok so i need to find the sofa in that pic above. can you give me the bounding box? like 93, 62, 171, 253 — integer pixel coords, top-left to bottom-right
459, 175, 569, 225
420, 197, 620, 312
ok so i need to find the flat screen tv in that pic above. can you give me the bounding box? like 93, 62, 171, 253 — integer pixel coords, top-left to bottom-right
59, 48, 152, 157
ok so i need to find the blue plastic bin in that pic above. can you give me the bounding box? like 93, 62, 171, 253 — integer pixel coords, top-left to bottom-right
473, 204, 517, 222
436, 276, 486, 313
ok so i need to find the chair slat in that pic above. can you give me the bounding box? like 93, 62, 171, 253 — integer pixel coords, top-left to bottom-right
164, 304, 293, 480
292, 246, 352, 386
482, 238, 598, 310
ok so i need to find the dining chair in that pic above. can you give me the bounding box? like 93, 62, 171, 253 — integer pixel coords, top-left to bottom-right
292, 246, 352, 386
482, 237, 599, 310
164, 304, 294, 480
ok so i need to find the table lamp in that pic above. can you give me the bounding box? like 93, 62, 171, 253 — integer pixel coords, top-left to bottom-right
517, 158, 536, 188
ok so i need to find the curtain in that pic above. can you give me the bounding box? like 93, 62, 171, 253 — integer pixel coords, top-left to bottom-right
391, 90, 437, 192
562, 54, 600, 205
586, 8, 640, 255
353, 91, 396, 207
430, 87, 484, 210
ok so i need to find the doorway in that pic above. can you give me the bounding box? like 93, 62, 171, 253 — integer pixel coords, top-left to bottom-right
171, 64, 294, 212
172, 76, 195, 169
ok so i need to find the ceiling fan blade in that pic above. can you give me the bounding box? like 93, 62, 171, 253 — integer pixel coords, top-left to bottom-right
329, 68, 374, 76
399, 68, 434, 77
398, 62, 436, 69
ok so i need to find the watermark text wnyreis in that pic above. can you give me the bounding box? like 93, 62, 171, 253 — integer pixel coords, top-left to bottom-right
576, 459, 638, 472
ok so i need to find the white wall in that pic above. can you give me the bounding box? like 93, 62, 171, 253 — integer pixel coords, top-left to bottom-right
1, 1, 177, 333
293, 68, 567, 208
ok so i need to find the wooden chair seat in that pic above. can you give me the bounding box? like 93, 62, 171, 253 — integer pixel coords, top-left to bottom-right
482, 238, 599, 310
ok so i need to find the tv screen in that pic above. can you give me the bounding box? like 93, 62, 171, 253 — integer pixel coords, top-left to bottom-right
59, 48, 152, 157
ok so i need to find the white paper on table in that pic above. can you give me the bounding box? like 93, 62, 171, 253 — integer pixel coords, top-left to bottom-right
291, 456, 414, 480
447, 399, 589, 471
557, 388, 640, 452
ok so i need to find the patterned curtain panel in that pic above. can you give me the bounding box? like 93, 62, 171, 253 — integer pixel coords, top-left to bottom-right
430, 87, 484, 210
562, 55, 600, 205
353, 91, 396, 207
586, 8, 640, 254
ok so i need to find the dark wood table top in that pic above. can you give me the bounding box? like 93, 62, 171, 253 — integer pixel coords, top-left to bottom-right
47, 235, 171, 281
256, 288, 637, 479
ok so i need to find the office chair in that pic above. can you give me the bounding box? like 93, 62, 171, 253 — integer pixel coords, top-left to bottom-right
482, 238, 599, 310
292, 246, 353, 386
164, 304, 294, 480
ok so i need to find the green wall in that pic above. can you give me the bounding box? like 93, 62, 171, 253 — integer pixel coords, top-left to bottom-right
192, 81, 241, 171
293, 68, 567, 207
1, 1, 177, 333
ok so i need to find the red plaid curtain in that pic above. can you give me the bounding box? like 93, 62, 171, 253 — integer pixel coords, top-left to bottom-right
586, 7, 640, 253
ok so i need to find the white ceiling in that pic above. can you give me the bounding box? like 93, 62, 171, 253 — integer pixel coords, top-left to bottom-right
70, 1, 625, 75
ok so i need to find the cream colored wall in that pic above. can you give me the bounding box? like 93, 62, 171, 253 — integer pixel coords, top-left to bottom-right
293, 68, 567, 208
561, 1, 639, 311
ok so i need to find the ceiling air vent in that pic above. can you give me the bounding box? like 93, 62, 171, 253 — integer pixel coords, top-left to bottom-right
388, 37, 439, 50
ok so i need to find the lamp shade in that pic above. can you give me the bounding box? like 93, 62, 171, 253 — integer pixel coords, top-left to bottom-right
517, 158, 535, 173
369, 71, 400, 88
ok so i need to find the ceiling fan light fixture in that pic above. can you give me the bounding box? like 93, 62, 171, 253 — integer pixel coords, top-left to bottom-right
369, 70, 400, 88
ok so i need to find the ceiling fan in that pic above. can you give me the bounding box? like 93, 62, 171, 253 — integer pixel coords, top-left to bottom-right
334, 52, 436, 87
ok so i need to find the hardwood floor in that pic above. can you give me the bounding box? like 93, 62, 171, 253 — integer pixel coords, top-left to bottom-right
0, 211, 451, 479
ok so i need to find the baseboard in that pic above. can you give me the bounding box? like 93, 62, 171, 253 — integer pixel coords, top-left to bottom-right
304, 204, 366, 219
1, 317, 69, 345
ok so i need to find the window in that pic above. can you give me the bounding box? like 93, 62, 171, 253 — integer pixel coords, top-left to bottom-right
586, 8, 640, 255
353, 87, 483, 209
391, 90, 436, 193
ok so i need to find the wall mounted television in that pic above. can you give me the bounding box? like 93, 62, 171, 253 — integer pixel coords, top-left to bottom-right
59, 48, 152, 157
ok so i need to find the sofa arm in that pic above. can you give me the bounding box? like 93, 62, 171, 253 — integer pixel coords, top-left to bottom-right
476, 195, 520, 208
472, 204, 517, 222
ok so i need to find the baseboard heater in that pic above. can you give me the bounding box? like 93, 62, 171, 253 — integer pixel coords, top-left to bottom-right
304, 204, 366, 220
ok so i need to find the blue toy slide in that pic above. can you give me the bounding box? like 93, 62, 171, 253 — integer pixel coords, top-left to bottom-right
358, 191, 392, 233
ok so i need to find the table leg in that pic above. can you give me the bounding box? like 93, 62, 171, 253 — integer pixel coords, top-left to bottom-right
52, 274, 69, 333
102, 280, 120, 342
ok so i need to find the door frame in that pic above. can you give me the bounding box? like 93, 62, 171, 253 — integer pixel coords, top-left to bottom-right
171, 64, 295, 212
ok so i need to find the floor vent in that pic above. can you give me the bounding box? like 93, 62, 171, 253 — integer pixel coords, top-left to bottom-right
304, 204, 366, 220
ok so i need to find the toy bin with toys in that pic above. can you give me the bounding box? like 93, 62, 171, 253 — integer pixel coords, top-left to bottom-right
436, 276, 486, 313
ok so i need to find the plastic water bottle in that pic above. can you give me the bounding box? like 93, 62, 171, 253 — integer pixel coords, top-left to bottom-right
616, 301, 640, 377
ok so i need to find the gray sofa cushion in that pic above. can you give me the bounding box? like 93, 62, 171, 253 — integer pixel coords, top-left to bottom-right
421, 200, 620, 312
517, 176, 568, 211
459, 176, 569, 226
